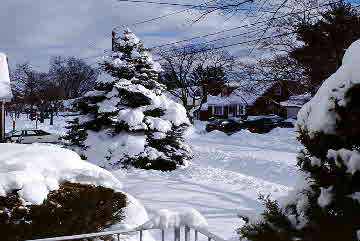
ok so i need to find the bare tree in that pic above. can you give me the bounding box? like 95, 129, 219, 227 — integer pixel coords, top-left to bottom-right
158, 44, 236, 115
11, 63, 44, 120
49, 56, 99, 99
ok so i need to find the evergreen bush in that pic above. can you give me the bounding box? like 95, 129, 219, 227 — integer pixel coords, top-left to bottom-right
237, 39, 360, 241
0, 182, 127, 241
64, 29, 192, 171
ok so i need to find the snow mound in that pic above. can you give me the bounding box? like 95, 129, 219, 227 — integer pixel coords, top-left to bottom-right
138, 208, 208, 229
297, 39, 360, 136
0, 143, 123, 204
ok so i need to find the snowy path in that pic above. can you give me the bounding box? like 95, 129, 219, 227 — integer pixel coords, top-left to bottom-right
113, 127, 302, 239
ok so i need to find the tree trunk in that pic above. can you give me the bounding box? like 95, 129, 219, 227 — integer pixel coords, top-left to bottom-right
50, 107, 54, 126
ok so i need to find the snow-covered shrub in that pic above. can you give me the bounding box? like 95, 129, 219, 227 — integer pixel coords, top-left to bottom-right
0, 144, 128, 241
238, 39, 360, 241
1, 182, 127, 241
64, 29, 191, 171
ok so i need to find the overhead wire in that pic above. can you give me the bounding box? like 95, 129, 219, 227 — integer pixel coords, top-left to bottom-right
149, 0, 342, 50
83, 0, 353, 62
116, 0, 254, 10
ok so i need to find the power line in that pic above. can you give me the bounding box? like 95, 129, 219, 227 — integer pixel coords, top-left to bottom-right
149, 0, 341, 49
116, 0, 254, 10
154, 30, 297, 61
125, 0, 220, 27
196, 26, 268, 45
84, 0, 355, 62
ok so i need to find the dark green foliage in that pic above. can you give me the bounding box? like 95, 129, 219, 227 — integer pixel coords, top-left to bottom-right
238, 195, 300, 241
63, 118, 88, 149
118, 124, 191, 171
65, 29, 190, 171
238, 4, 360, 239
117, 88, 152, 108
0, 182, 127, 241
143, 108, 165, 117
131, 155, 177, 171
290, 1, 360, 93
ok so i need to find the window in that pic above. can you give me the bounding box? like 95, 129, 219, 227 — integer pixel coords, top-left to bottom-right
228, 106, 234, 114
36, 130, 49, 135
25, 130, 37, 136
12, 131, 22, 137
214, 106, 223, 115
236, 105, 246, 115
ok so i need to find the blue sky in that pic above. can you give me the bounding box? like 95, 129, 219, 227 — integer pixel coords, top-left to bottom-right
0, 0, 359, 72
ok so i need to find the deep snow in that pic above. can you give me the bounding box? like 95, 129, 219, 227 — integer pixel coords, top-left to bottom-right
112, 122, 301, 239
3, 115, 302, 240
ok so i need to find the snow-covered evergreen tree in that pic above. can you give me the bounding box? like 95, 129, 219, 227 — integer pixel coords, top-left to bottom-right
64, 29, 191, 171
238, 39, 360, 241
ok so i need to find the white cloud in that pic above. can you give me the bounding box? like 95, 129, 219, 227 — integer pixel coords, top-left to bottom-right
0, 0, 323, 71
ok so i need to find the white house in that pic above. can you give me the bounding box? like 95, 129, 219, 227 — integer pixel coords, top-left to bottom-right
0, 52, 13, 140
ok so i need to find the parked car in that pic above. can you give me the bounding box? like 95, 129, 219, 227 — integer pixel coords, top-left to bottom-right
278, 119, 296, 128
206, 119, 243, 133
243, 115, 285, 133
5, 129, 62, 144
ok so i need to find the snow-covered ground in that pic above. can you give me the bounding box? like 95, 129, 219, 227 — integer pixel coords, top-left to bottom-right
3, 115, 302, 240
112, 121, 302, 240
5, 113, 74, 136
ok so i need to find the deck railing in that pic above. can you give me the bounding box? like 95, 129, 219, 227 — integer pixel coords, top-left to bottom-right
24, 225, 226, 241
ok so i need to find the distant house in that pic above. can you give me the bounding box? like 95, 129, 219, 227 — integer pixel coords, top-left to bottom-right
280, 94, 311, 119
195, 81, 294, 121
0, 52, 13, 140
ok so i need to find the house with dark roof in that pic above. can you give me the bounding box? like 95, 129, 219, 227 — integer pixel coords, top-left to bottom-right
194, 81, 294, 121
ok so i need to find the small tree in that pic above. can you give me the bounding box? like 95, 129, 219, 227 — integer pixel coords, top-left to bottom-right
237, 39, 360, 241
64, 29, 192, 171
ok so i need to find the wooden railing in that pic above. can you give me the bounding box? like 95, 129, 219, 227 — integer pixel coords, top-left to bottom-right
24, 225, 226, 241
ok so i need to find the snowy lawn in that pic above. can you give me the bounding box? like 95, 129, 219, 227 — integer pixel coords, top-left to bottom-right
5, 113, 75, 135
112, 121, 302, 240
4, 115, 302, 239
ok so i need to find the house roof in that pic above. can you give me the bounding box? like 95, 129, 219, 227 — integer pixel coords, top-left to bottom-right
280, 94, 311, 108
0, 53, 13, 101
204, 81, 275, 108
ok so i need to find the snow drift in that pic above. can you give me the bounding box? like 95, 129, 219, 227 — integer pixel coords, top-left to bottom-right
0, 143, 122, 204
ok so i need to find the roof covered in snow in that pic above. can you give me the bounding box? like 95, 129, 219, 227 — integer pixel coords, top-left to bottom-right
203, 81, 275, 109
280, 94, 311, 108
0, 53, 13, 101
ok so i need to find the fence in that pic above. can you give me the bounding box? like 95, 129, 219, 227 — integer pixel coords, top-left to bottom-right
24, 225, 227, 241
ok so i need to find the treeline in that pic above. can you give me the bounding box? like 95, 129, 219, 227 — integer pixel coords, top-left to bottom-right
8, 56, 99, 123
